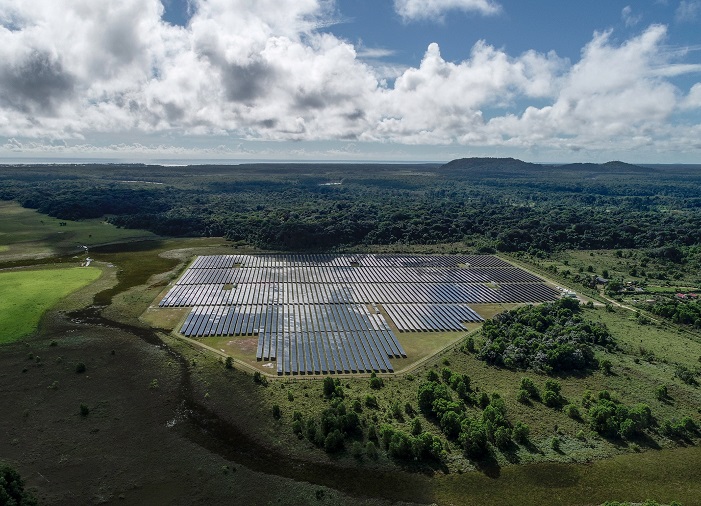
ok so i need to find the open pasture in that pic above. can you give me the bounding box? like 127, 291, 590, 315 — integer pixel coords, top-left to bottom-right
159, 254, 558, 375
0, 200, 157, 261
0, 266, 101, 343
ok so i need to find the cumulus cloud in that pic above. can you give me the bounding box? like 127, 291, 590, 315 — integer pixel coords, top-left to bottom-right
393, 0, 501, 22
0, 0, 700, 159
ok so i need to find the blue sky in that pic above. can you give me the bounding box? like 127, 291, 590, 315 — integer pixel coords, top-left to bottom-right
2, 0, 701, 163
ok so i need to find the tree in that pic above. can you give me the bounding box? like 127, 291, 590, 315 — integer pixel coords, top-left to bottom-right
0, 464, 37, 506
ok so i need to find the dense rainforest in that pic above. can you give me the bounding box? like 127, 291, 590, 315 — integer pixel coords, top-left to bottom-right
1, 158, 701, 253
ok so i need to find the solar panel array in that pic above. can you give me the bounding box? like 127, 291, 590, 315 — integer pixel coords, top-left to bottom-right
160, 254, 559, 375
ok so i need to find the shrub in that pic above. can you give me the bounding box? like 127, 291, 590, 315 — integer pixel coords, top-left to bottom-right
465, 336, 476, 353
426, 370, 439, 382
564, 404, 581, 420
323, 376, 336, 397
272, 404, 281, 420
253, 371, 268, 386
599, 359, 613, 375
351, 441, 364, 460
493, 426, 511, 449
655, 385, 668, 401
79, 403, 90, 417
516, 389, 530, 404
365, 441, 378, 459
365, 394, 378, 409
512, 421, 530, 444
542, 390, 561, 408
369, 375, 384, 389
324, 429, 344, 453
0, 464, 37, 506
550, 437, 560, 451
520, 377, 540, 399
224, 356, 233, 369
75, 362, 87, 374
410, 417, 422, 436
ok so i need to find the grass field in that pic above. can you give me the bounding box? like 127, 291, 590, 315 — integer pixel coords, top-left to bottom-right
0, 267, 101, 343
0, 200, 157, 261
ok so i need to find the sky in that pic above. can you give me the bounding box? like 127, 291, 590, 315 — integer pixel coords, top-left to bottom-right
1, 0, 701, 164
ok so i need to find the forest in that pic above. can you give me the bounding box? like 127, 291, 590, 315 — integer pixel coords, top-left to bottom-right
1, 158, 701, 254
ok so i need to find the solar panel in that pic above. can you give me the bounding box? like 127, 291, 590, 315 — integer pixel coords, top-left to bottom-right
162, 254, 558, 375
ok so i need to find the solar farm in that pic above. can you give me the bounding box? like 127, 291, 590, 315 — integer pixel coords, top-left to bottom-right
159, 254, 559, 375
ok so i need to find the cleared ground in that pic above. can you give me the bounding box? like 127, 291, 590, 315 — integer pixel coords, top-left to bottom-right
0, 267, 101, 343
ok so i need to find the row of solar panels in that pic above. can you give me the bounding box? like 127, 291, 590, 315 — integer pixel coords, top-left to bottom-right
160, 282, 559, 307
269, 331, 397, 375
181, 303, 394, 338
383, 303, 483, 332
189, 254, 513, 270
176, 266, 542, 286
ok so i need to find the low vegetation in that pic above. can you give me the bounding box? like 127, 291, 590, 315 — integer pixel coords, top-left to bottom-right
0, 267, 101, 343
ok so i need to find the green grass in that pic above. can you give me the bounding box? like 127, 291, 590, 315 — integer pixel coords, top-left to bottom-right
0, 267, 101, 343
0, 200, 157, 260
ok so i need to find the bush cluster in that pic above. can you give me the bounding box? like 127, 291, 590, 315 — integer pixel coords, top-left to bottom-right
585, 392, 652, 439
478, 299, 613, 373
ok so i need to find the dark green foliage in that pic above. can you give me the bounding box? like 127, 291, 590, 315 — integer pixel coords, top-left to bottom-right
253, 371, 268, 385
493, 426, 512, 449
542, 380, 564, 408
655, 385, 668, 401
647, 298, 701, 328
674, 365, 698, 386
426, 369, 439, 382
519, 377, 540, 399
588, 395, 653, 438
351, 441, 364, 460
324, 429, 344, 453
0, 464, 37, 506
272, 404, 281, 420
661, 416, 698, 438
410, 417, 422, 436
441, 367, 452, 383
516, 389, 530, 404
550, 437, 560, 451
369, 375, 384, 390
417, 381, 452, 415
564, 404, 581, 420
80, 403, 90, 417
459, 418, 489, 458
9, 161, 701, 254
440, 411, 462, 439
365, 441, 378, 459
322, 376, 336, 398
75, 362, 87, 374
364, 394, 378, 408
224, 356, 233, 369
512, 421, 530, 443
599, 359, 613, 375
478, 299, 613, 373
465, 336, 476, 353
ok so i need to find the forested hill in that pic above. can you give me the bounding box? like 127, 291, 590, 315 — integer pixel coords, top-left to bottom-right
440, 157, 652, 175
1, 160, 700, 252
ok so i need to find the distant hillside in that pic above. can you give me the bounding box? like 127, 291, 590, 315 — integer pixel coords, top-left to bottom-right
557, 161, 654, 173
440, 157, 541, 173
440, 157, 652, 174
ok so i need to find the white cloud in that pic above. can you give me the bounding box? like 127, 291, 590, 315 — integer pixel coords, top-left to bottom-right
622, 5, 642, 27
393, 0, 501, 22
676, 0, 701, 22
0, 1, 700, 160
